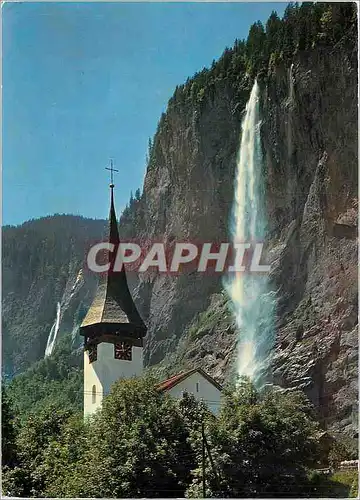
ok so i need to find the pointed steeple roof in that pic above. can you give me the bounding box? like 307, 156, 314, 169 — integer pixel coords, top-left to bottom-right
80, 184, 146, 337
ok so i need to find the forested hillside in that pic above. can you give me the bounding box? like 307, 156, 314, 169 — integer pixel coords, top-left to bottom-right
3, 215, 106, 376
5, 335, 82, 421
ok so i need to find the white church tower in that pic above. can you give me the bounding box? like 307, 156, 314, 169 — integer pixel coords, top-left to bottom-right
80, 173, 147, 417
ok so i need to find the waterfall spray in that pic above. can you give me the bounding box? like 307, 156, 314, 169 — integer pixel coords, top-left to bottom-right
45, 302, 61, 357
225, 80, 276, 386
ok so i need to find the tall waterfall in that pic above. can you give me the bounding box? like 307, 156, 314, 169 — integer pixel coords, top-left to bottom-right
225, 80, 276, 385
44, 302, 61, 357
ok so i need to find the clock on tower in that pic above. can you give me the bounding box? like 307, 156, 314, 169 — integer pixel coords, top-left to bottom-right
114, 341, 132, 361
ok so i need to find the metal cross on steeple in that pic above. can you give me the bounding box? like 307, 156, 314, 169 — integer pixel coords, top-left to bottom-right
105, 159, 119, 187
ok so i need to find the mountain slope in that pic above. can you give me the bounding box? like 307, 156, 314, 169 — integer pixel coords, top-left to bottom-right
120, 3, 358, 436
2, 215, 106, 376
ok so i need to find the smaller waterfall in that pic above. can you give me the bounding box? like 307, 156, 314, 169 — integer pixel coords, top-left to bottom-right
287, 63, 295, 158
286, 63, 296, 213
289, 63, 295, 103
44, 302, 61, 357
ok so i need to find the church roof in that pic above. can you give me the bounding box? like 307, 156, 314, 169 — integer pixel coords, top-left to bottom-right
156, 368, 222, 392
80, 185, 146, 335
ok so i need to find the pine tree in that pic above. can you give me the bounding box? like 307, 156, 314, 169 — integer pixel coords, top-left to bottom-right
246, 21, 266, 76
265, 11, 282, 59
1, 385, 17, 468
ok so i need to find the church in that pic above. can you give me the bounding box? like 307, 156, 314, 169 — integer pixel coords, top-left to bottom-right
80, 178, 222, 417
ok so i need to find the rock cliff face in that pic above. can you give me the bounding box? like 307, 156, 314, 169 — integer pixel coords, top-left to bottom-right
127, 78, 249, 366
126, 44, 357, 437
262, 46, 358, 436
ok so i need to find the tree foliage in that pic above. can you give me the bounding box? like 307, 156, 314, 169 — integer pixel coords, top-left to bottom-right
69, 377, 202, 498
3, 376, 329, 498
186, 378, 321, 498
2, 405, 83, 497
6, 334, 82, 423
1, 385, 17, 468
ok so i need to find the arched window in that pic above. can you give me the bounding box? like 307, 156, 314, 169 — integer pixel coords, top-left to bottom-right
92, 384, 96, 404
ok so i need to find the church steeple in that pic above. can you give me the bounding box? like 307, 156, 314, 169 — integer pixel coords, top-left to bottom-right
81, 166, 147, 417
80, 182, 146, 334
80, 167, 146, 337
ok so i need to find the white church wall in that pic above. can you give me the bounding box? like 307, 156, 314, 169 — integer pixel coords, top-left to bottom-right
84, 343, 143, 417
84, 350, 103, 417
166, 372, 221, 415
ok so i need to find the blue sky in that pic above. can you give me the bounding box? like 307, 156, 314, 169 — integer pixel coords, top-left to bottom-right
3, 2, 286, 226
